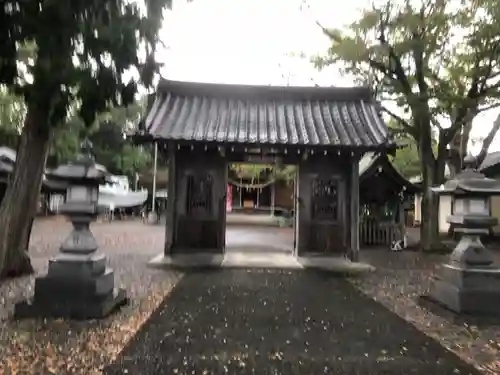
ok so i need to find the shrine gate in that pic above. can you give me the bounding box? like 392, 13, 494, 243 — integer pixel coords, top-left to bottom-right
134, 79, 394, 262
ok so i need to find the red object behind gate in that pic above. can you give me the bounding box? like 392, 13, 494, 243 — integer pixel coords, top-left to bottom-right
226, 184, 232, 212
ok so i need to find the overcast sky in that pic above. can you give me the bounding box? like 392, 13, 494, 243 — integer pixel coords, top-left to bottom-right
155, 0, 500, 152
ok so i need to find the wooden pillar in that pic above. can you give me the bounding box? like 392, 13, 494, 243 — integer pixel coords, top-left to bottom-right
239, 179, 243, 208
170, 149, 226, 254
349, 155, 360, 261
256, 176, 260, 208
271, 181, 276, 216
151, 141, 158, 214
219, 163, 228, 250
293, 167, 299, 254
399, 197, 405, 244
164, 145, 177, 255
297, 155, 346, 256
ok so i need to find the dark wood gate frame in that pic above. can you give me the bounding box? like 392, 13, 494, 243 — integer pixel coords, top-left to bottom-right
132, 79, 396, 262
159, 141, 364, 260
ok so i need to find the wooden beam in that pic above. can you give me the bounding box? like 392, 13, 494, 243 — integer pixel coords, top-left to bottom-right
350, 155, 360, 261
399, 197, 405, 244
164, 146, 177, 255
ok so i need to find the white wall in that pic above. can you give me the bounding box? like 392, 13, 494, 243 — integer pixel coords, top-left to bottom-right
414, 193, 451, 233
438, 195, 452, 233
49, 194, 65, 214
414, 194, 422, 223
491, 196, 500, 235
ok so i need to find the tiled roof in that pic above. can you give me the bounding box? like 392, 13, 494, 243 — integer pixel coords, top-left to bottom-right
142, 80, 391, 149
359, 152, 420, 193
479, 151, 500, 171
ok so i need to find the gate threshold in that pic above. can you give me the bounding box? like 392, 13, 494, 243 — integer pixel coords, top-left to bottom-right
149, 252, 374, 275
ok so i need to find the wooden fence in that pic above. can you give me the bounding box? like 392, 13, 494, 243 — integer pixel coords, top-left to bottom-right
360, 216, 401, 246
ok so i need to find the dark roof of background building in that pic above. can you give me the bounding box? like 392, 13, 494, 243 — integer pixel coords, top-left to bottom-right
141, 79, 393, 149
359, 152, 419, 193
479, 151, 500, 172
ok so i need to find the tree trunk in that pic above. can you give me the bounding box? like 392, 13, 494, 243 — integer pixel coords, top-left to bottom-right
420, 135, 448, 252
476, 113, 500, 168
447, 120, 472, 177
420, 165, 440, 251
0, 105, 52, 279
414, 108, 442, 252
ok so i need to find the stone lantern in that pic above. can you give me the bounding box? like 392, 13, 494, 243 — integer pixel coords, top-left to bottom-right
427, 155, 500, 315
15, 139, 127, 320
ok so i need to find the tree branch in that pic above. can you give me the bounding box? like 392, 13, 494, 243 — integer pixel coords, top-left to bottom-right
443, 54, 484, 145
446, 39, 500, 145
410, 6, 427, 97
476, 113, 500, 167
478, 102, 500, 112
478, 39, 500, 94
380, 106, 415, 136
317, 21, 410, 96
444, 100, 479, 145
377, 15, 414, 97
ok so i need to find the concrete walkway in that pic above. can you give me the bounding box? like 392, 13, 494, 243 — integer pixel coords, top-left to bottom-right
104, 270, 481, 375
226, 212, 281, 227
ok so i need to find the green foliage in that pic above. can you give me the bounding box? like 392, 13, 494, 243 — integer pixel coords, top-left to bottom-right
89, 102, 152, 176
49, 122, 83, 165
314, 0, 500, 247
392, 141, 421, 178
0, 89, 25, 148
388, 118, 421, 178
1, 0, 172, 129
230, 164, 296, 183
0, 91, 151, 174
117, 143, 152, 176
314, 0, 500, 177
0, 0, 176, 276
49, 101, 151, 174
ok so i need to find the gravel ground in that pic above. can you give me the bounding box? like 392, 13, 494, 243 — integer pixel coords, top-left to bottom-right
354, 248, 500, 375
1, 219, 500, 374
104, 269, 480, 375
0, 217, 182, 375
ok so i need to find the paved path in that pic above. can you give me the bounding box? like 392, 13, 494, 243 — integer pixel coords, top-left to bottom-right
226, 226, 294, 254
104, 269, 480, 375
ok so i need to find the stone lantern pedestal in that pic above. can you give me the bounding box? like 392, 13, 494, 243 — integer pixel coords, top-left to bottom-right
427, 156, 500, 315
15, 141, 128, 320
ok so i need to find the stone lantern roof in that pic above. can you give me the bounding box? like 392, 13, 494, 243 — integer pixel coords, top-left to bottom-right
432, 155, 500, 196
47, 162, 108, 183
46, 140, 109, 185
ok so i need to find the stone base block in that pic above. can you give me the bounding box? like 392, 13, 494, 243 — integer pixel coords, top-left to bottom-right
429, 278, 500, 315
48, 253, 107, 278
34, 268, 115, 300
439, 264, 500, 289
14, 288, 128, 320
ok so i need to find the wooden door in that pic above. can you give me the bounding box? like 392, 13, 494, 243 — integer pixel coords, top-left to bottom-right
174, 164, 226, 254
293, 168, 299, 255
298, 172, 346, 255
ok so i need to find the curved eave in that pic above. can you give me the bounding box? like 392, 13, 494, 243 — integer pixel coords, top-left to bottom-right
127, 130, 396, 153
480, 163, 500, 178
360, 153, 420, 194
